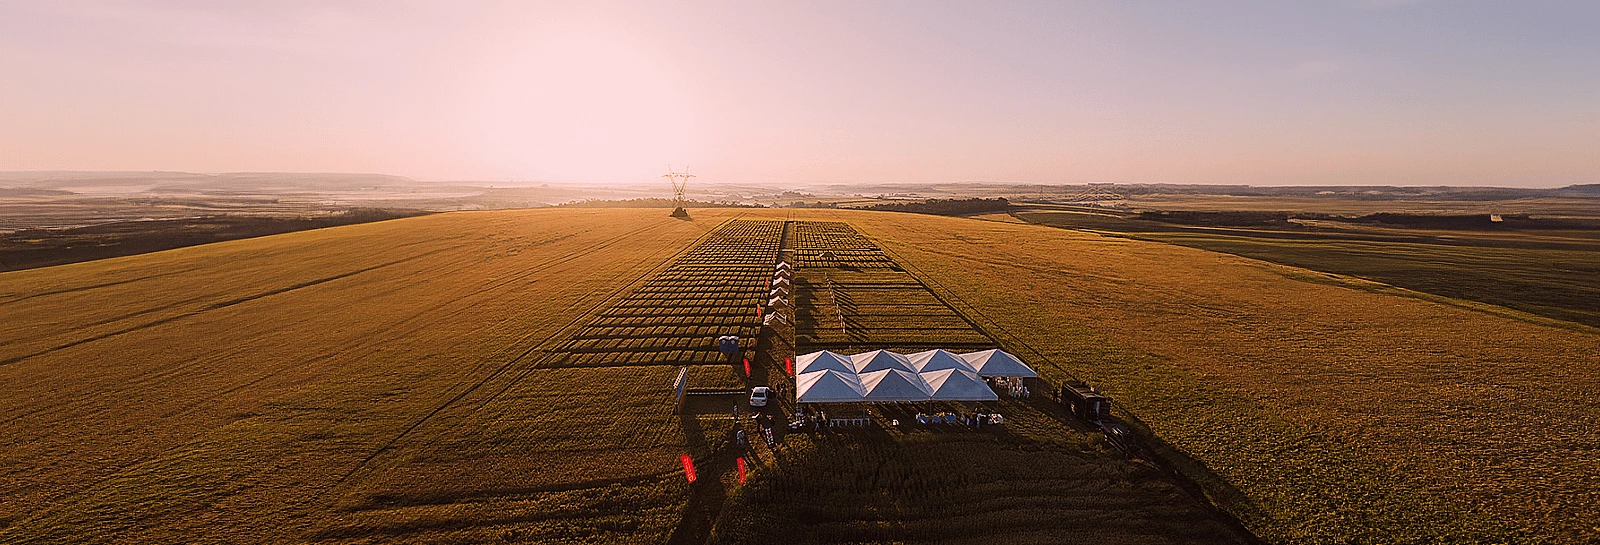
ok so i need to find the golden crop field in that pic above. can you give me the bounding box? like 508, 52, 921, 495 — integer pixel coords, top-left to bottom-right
711, 218, 1251, 545
0, 209, 727, 543
835, 210, 1599, 544
3, 207, 1595, 544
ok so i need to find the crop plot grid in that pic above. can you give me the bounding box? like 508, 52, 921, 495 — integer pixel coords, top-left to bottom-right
791, 221, 993, 352
546, 219, 782, 371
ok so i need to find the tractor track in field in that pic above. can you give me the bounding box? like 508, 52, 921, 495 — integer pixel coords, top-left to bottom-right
0, 291, 219, 352
0, 240, 547, 524
0, 266, 210, 305
315, 215, 736, 502
342, 214, 749, 459
452, 214, 779, 545
0, 238, 455, 352
0, 234, 445, 306
0, 246, 460, 367
2, 216, 707, 533
8, 217, 684, 413
0, 236, 530, 426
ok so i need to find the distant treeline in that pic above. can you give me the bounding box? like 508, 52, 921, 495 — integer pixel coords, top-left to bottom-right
0, 208, 428, 272
1137, 210, 1600, 230
792, 197, 1011, 216
1138, 210, 1292, 227
556, 198, 766, 208
1349, 213, 1600, 230
1032, 183, 1600, 201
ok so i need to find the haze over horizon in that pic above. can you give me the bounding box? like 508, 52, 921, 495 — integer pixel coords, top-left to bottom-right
2, 1, 1596, 188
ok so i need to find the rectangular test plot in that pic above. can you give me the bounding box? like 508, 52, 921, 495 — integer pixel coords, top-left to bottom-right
547, 219, 783, 367
791, 222, 996, 353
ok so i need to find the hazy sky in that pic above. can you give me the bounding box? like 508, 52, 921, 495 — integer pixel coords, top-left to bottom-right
1, 1, 1596, 186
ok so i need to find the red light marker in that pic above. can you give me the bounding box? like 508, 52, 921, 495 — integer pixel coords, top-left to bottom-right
680, 455, 697, 483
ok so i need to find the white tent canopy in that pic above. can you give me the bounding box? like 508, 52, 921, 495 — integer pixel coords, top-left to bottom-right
772, 276, 791, 286
859, 369, 932, 401
923, 368, 999, 401
795, 350, 854, 374
793, 349, 1033, 403
906, 349, 977, 373
775, 261, 791, 270
796, 370, 866, 403
851, 350, 916, 374
958, 349, 1038, 378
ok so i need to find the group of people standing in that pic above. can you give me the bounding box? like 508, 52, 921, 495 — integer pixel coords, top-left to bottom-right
913, 410, 1002, 428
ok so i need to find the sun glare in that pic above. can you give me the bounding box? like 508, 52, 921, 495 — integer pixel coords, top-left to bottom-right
458, 30, 696, 182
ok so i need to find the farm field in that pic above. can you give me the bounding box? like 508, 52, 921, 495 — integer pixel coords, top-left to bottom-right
1016, 209, 1600, 329
3, 206, 1597, 544
791, 221, 992, 353
547, 219, 781, 371
0, 209, 726, 543
0, 207, 1253, 544
717, 219, 1250, 544
834, 210, 1600, 543
1095, 194, 1600, 217
712, 405, 1251, 545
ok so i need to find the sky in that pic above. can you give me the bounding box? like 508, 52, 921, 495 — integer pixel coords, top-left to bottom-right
0, 1, 1595, 187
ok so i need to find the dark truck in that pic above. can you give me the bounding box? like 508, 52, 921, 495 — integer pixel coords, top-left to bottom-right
1060, 380, 1112, 427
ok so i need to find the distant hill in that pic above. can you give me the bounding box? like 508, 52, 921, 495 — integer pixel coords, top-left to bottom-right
1554, 184, 1600, 197
0, 187, 74, 197
0, 171, 420, 193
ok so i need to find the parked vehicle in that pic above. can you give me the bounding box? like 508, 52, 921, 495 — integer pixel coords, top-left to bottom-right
1060, 380, 1111, 427
749, 386, 771, 408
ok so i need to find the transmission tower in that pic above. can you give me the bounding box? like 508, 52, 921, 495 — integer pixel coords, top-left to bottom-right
663, 165, 694, 218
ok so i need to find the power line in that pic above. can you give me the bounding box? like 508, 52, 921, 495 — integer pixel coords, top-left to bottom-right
663, 165, 695, 217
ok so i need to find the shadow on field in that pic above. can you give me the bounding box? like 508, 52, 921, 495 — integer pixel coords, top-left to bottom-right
875, 237, 1267, 545
667, 412, 732, 545
1111, 410, 1268, 543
